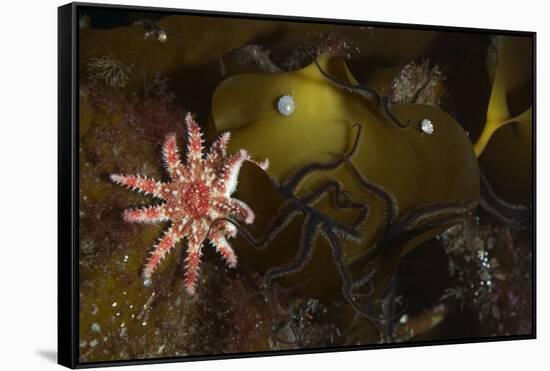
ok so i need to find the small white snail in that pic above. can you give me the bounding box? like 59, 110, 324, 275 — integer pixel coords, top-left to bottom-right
420, 118, 434, 135
277, 95, 296, 117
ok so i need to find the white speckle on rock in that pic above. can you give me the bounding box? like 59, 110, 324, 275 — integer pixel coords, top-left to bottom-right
91, 323, 101, 333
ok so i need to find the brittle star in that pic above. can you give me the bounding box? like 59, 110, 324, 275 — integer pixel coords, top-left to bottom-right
205, 124, 373, 316
344, 157, 479, 302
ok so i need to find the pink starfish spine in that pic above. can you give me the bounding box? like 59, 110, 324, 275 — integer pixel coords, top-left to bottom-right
111, 113, 268, 294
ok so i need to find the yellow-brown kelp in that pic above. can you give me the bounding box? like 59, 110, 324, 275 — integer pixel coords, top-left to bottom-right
477, 36, 533, 205
210, 56, 480, 307
474, 36, 533, 157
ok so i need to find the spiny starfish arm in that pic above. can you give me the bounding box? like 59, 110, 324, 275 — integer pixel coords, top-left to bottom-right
216, 149, 249, 196
184, 250, 201, 295
215, 150, 269, 196
183, 223, 208, 294
162, 133, 183, 177
184, 113, 204, 164
142, 225, 182, 283
212, 197, 255, 224
206, 131, 231, 165
210, 232, 237, 268
246, 157, 270, 171
122, 204, 169, 224
222, 220, 238, 238
110, 174, 163, 198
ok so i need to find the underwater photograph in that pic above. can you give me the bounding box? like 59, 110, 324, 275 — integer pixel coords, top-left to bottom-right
75, 5, 534, 364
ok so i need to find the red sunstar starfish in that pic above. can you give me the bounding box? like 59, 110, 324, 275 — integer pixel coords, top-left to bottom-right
111, 113, 268, 294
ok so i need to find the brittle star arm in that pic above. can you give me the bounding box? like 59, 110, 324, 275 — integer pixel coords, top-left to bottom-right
313, 59, 409, 129
331, 232, 406, 323
281, 123, 362, 194
344, 157, 399, 224
298, 179, 369, 229
290, 177, 366, 242
326, 231, 404, 324
351, 200, 479, 292
206, 199, 301, 250
263, 214, 319, 287
322, 229, 377, 318
390, 200, 479, 241
479, 170, 530, 229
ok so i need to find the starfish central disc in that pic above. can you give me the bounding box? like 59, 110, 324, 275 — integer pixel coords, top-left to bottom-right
181, 181, 210, 218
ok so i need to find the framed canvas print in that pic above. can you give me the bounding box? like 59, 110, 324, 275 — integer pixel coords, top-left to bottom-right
58, 2, 536, 368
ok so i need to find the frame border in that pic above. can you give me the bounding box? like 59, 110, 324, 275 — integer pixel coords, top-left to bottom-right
58, 3, 79, 368
58, 2, 536, 369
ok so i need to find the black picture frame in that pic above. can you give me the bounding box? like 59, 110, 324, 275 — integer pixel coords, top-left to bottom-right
58, 2, 536, 369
